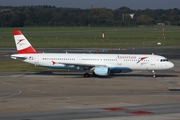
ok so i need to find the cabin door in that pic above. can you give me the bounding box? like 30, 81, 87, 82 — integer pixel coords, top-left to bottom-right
117, 58, 122, 65
77, 57, 81, 64
34, 55, 39, 66
151, 56, 155, 66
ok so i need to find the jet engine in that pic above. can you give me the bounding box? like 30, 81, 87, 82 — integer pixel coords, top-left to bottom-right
94, 66, 110, 76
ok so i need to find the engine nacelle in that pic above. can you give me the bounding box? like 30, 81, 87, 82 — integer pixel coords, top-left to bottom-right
94, 66, 110, 76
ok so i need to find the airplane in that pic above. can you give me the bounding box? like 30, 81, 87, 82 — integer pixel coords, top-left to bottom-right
11, 30, 174, 78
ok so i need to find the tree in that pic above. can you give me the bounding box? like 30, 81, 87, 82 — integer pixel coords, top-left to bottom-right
137, 15, 153, 25
0, 5, 180, 27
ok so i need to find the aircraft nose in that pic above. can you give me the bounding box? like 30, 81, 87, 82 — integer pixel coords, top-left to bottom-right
168, 62, 174, 69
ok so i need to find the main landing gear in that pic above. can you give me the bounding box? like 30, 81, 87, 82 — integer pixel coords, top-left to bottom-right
84, 72, 90, 78
152, 70, 156, 78
84, 72, 98, 77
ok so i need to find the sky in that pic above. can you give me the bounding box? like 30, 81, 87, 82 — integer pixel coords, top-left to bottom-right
0, 0, 179, 10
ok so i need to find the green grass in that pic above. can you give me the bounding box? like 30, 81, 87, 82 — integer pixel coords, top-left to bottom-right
0, 59, 55, 72
0, 26, 180, 72
0, 26, 180, 48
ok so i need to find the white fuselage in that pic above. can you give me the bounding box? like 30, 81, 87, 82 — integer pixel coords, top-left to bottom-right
11, 30, 174, 77
11, 53, 174, 71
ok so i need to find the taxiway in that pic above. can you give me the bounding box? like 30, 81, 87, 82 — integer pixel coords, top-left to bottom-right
0, 47, 180, 120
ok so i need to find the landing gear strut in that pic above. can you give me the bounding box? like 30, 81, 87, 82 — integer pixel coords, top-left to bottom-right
152, 70, 156, 78
84, 73, 90, 78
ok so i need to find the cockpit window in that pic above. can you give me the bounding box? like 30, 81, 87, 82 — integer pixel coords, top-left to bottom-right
160, 59, 169, 62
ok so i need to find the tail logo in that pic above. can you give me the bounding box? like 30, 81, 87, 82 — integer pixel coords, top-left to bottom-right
137, 57, 148, 63
17, 39, 25, 44
52, 61, 62, 65
52, 61, 56, 65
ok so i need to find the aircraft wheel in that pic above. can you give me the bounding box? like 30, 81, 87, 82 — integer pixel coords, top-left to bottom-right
93, 72, 97, 77
84, 73, 90, 78
152, 70, 156, 78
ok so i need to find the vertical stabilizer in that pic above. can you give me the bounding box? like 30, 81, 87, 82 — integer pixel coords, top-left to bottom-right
13, 30, 39, 54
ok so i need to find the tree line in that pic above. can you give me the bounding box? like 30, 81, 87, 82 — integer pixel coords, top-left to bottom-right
0, 5, 180, 27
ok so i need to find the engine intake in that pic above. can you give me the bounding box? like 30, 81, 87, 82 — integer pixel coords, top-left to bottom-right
94, 66, 110, 76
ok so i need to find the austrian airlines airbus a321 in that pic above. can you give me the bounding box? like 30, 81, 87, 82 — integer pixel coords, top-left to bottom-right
11, 30, 174, 78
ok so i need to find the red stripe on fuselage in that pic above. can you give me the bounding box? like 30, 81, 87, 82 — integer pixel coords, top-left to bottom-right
17, 46, 39, 54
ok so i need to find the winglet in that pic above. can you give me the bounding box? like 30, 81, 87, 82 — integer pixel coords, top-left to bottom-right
13, 30, 39, 54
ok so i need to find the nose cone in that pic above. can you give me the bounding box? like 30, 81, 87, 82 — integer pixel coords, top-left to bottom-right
168, 62, 174, 69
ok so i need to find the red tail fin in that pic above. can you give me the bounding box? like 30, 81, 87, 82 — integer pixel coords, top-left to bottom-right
13, 30, 39, 54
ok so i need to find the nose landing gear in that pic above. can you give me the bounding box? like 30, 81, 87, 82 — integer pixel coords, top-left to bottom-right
152, 70, 156, 78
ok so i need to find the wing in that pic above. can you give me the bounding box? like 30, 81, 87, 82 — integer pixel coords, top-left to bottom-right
54, 61, 107, 69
